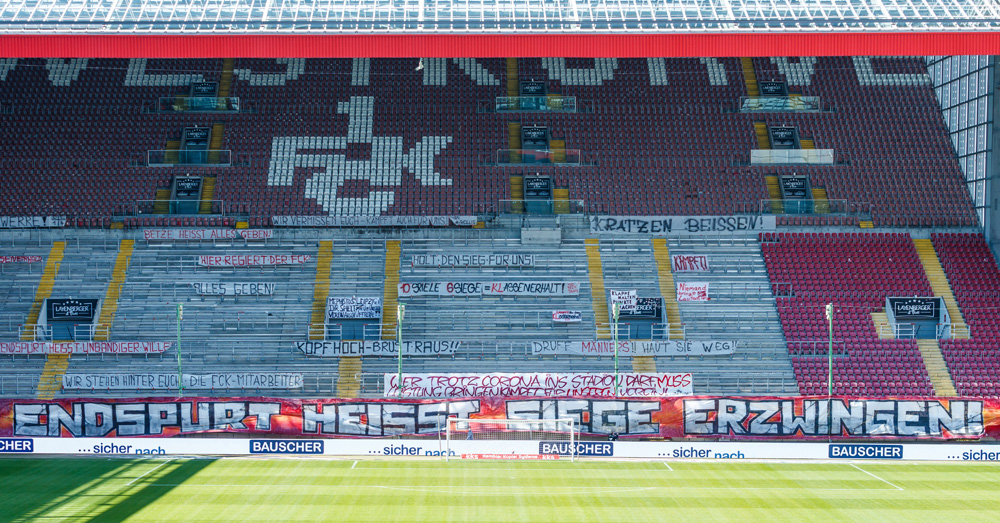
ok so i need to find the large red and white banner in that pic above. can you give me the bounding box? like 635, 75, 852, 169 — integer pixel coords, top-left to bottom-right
197, 254, 312, 267
0, 342, 171, 355
144, 229, 274, 241
0, 256, 43, 263
0, 396, 992, 440
671, 254, 709, 272
677, 282, 709, 301
383, 373, 693, 398
398, 281, 580, 297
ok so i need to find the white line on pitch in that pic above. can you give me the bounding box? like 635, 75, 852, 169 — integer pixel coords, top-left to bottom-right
850, 463, 904, 491
145, 484, 887, 492
351, 461, 357, 469
127, 458, 174, 487
663, 462, 673, 471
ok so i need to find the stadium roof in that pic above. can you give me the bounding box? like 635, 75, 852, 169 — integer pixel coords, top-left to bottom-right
2, 0, 999, 34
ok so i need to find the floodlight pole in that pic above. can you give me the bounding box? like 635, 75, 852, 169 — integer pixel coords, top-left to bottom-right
397, 303, 405, 398
613, 302, 621, 397
176, 303, 184, 398
825, 303, 833, 398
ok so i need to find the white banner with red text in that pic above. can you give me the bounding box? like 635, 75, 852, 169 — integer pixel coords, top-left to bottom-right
677, 282, 710, 301
0, 256, 44, 263
530, 340, 736, 356
671, 255, 710, 272
0, 342, 171, 355
398, 281, 580, 297
384, 372, 693, 398
143, 229, 274, 241
191, 282, 276, 296
197, 254, 312, 267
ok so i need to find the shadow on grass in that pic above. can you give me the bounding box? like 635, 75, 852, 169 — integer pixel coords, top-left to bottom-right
86, 457, 216, 523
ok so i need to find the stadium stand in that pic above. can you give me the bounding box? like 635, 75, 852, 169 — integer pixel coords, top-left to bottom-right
0, 55, 994, 401
933, 233, 1000, 397
762, 232, 937, 396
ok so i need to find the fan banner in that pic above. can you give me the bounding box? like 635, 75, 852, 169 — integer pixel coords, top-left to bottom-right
590, 215, 775, 235
671, 255, 709, 272
0, 256, 43, 263
398, 282, 580, 297
0, 342, 171, 355
0, 396, 992, 440
143, 229, 274, 241
677, 282, 709, 301
383, 373, 693, 398
197, 254, 312, 266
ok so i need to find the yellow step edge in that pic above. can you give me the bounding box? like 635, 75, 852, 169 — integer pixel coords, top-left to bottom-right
651, 239, 684, 339
912, 238, 968, 339
632, 356, 657, 373
915, 339, 958, 397
308, 241, 334, 340
584, 239, 610, 339
22, 242, 66, 340
336, 356, 362, 397
382, 241, 402, 340
36, 354, 70, 399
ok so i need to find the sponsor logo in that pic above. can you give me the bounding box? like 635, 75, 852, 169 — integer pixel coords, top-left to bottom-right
671, 447, 744, 459
959, 450, 1000, 461
380, 444, 454, 457
828, 444, 903, 459
92, 443, 165, 455
249, 440, 324, 454
538, 441, 614, 457
0, 438, 33, 453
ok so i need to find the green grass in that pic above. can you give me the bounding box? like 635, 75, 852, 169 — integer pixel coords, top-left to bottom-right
2, 457, 999, 522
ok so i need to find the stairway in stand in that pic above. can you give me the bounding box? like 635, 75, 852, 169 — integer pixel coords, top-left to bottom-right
584, 239, 610, 339
916, 339, 958, 397
650, 239, 683, 339
741, 57, 760, 97
309, 241, 333, 340
811, 187, 830, 214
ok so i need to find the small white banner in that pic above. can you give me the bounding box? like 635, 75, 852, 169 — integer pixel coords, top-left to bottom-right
296, 340, 461, 357
590, 215, 775, 235
0, 216, 66, 229
271, 216, 476, 227
398, 282, 580, 297
191, 282, 276, 296
677, 282, 710, 301
411, 254, 535, 268
0, 256, 44, 263
385, 372, 692, 398
552, 311, 583, 323
671, 254, 710, 272
0, 341, 171, 355
610, 289, 638, 312
326, 297, 382, 320
62, 372, 303, 390
143, 229, 274, 241
197, 254, 312, 267
530, 340, 736, 356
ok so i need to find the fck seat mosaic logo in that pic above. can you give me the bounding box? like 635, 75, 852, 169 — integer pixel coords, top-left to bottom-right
267, 96, 453, 216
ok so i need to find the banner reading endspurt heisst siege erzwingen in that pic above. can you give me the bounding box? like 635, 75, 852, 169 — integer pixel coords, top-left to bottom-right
0, 396, 993, 440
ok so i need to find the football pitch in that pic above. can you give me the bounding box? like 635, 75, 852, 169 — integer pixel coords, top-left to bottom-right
2, 457, 998, 522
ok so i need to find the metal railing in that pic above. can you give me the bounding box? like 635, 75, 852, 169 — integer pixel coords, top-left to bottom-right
146, 149, 233, 166
0, 374, 38, 396
123, 200, 243, 216
737, 199, 873, 216
494, 96, 577, 113
651, 323, 686, 339
157, 96, 242, 113
739, 96, 822, 113
494, 149, 584, 165
306, 323, 344, 340
490, 198, 587, 215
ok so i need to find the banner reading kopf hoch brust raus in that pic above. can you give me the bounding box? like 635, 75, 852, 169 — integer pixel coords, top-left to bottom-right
0, 396, 992, 440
